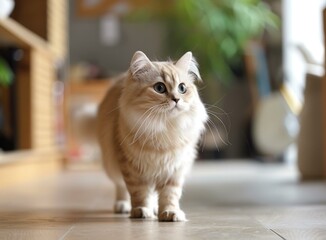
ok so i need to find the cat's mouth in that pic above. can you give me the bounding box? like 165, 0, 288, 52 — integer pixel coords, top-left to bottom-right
161, 102, 184, 113
169, 103, 182, 112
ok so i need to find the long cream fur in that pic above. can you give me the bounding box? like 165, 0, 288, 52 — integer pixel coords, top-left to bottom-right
97, 51, 208, 222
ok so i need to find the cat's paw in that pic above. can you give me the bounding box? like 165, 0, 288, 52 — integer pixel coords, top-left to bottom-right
130, 207, 155, 219
114, 200, 131, 214
158, 210, 187, 222
153, 206, 158, 216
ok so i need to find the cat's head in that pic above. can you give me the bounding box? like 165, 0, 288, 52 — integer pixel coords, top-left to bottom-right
120, 51, 202, 118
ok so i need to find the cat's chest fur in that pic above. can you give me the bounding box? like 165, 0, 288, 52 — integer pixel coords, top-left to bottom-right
117, 108, 202, 180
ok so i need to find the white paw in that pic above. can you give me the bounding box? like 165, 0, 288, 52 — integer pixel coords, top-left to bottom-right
114, 200, 131, 214
153, 206, 158, 216
159, 210, 187, 222
130, 207, 155, 219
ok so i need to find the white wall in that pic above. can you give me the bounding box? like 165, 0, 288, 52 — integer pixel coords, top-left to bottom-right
283, 0, 326, 102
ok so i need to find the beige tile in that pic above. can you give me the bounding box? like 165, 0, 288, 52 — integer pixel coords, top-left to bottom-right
271, 228, 326, 240
1, 161, 326, 239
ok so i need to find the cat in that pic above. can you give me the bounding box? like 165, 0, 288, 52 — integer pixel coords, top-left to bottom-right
97, 51, 208, 222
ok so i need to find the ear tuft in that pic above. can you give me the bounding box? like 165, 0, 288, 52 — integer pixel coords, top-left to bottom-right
130, 51, 153, 78
175, 52, 201, 82
189, 57, 201, 82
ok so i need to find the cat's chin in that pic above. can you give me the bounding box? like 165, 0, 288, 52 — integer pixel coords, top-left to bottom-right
165, 106, 190, 119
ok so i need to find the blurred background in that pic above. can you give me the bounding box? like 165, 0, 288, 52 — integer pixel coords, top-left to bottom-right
0, 0, 325, 181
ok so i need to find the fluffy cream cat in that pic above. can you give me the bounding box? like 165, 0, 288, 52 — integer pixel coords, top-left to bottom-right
97, 51, 207, 222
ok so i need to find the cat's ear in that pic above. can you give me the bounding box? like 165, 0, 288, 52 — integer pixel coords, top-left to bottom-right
130, 51, 153, 79
175, 52, 201, 82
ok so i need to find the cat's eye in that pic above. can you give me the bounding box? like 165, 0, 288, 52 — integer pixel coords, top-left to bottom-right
178, 83, 187, 94
153, 82, 167, 94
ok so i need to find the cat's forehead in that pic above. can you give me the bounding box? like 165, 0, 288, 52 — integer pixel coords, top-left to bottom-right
152, 61, 185, 84
153, 61, 177, 72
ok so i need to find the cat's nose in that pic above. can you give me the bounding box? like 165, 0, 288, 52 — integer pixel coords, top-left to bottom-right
172, 98, 180, 103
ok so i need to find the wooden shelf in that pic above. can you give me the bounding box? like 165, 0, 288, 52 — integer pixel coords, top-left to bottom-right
0, 148, 63, 189
0, 17, 50, 52
0, 1, 67, 187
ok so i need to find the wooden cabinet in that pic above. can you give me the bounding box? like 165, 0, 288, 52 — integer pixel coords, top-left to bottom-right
0, 0, 67, 187
323, 9, 326, 177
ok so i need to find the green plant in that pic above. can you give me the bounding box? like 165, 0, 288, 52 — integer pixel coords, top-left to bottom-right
166, 0, 279, 83
0, 57, 13, 86
125, 0, 279, 83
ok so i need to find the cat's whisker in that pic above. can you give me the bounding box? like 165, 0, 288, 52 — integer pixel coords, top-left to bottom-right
204, 103, 231, 133
205, 108, 229, 116
204, 104, 229, 115
201, 132, 207, 152
137, 111, 160, 169
132, 111, 154, 143
131, 108, 157, 145
149, 107, 162, 148
205, 120, 220, 151
131, 104, 167, 144
149, 116, 157, 146
204, 95, 226, 107
206, 111, 231, 145
197, 84, 207, 92
120, 105, 158, 145
158, 106, 169, 148
206, 113, 228, 145
155, 108, 167, 148
199, 127, 207, 153
187, 107, 228, 150
207, 118, 228, 147
206, 110, 229, 129
120, 105, 157, 145
104, 103, 124, 116
137, 121, 152, 165
137, 106, 164, 162
163, 110, 174, 146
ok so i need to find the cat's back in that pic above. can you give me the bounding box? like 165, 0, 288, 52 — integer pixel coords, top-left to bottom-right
97, 73, 127, 149
97, 73, 127, 180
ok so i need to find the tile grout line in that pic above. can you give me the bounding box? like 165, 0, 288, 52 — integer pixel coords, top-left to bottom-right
57, 189, 108, 240
251, 216, 287, 240
270, 229, 287, 240
58, 225, 75, 240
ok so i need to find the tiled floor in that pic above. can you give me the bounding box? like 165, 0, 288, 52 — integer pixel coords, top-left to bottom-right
0, 161, 326, 239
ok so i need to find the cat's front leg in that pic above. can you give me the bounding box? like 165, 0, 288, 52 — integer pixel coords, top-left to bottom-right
127, 184, 156, 219
157, 180, 186, 222
114, 183, 131, 214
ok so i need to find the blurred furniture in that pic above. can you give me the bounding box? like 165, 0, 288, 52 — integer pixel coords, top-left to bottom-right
76, 0, 172, 17
298, 73, 324, 179
65, 80, 112, 165
67, 81, 112, 102
323, 9, 326, 178
0, 0, 67, 188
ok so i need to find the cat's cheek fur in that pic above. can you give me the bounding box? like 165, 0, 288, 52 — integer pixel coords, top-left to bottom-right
123, 108, 167, 134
